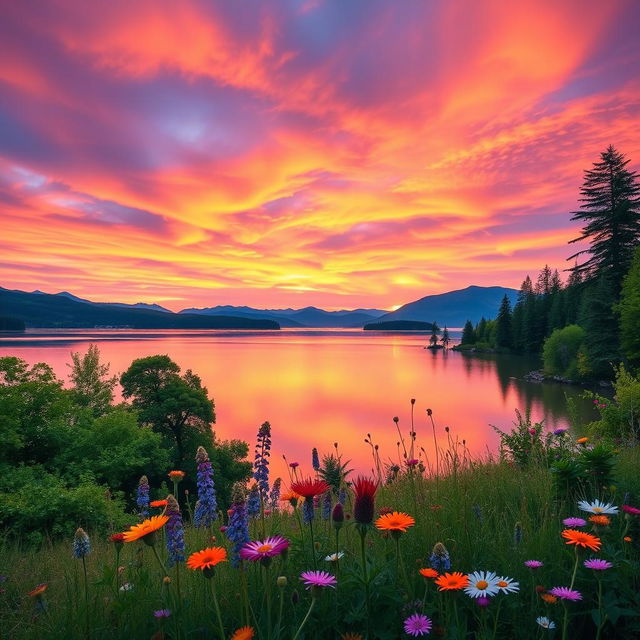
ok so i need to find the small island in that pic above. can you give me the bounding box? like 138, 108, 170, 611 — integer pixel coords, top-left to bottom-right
363, 320, 434, 331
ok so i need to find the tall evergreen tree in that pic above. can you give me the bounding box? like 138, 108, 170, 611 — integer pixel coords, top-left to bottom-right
619, 247, 640, 370
568, 145, 640, 295
461, 320, 476, 345
440, 326, 451, 349
429, 321, 440, 347
495, 295, 514, 349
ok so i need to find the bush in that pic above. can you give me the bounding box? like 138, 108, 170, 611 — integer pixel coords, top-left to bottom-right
542, 324, 586, 379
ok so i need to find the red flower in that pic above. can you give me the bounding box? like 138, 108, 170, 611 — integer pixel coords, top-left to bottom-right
622, 505, 640, 516
352, 476, 378, 525
110, 533, 126, 544
291, 478, 330, 499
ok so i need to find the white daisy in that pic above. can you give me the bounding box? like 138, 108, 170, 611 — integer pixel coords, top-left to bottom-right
464, 571, 500, 598
119, 582, 134, 592
495, 576, 520, 593
536, 616, 556, 630
577, 499, 619, 515
325, 552, 345, 562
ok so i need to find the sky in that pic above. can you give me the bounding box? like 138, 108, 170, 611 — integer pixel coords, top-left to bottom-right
1, 0, 639, 312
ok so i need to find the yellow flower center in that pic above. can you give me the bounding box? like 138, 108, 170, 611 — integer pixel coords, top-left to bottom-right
497, 581, 508, 587
593, 507, 603, 513
256, 544, 273, 554
476, 580, 488, 590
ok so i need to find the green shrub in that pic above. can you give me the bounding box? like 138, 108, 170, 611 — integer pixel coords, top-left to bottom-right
542, 324, 586, 379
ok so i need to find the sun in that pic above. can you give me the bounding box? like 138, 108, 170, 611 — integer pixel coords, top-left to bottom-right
390, 304, 402, 311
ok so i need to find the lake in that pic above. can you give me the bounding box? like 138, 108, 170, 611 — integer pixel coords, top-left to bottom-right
0, 329, 596, 479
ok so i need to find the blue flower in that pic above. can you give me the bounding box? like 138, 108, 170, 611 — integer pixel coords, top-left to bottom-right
247, 484, 260, 518
429, 542, 451, 572
302, 498, 314, 524
312, 447, 320, 471
226, 499, 250, 568
137, 475, 150, 518
194, 447, 218, 527
254, 421, 271, 499
72, 528, 91, 559
338, 487, 347, 505
165, 495, 185, 567
270, 477, 282, 511
322, 492, 332, 520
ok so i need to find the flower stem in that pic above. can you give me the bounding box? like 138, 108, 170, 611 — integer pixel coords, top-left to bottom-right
210, 579, 226, 640
569, 546, 579, 590
308, 515, 317, 570
82, 556, 90, 640
292, 596, 316, 640
359, 528, 371, 639
595, 578, 606, 640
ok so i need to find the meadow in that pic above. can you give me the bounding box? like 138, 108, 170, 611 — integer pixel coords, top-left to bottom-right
1, 412, 639, 640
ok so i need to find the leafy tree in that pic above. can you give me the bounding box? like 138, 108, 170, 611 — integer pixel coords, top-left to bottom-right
542, 325, 586, 379
461, 320, 476, 345
67, 344, 117, 417
568, 145, 640, 295
619, 246, 640, 370
120, 355, 215, 463
495, 295, 513, 349
440, 326, 451, 349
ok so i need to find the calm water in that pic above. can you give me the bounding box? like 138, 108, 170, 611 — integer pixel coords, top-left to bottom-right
0, 329, 595, 478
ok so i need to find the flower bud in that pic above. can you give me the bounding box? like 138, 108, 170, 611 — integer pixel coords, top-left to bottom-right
277, 576, 287, 588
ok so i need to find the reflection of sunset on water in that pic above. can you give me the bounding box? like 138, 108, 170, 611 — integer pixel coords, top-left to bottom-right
0, 330, 596, 480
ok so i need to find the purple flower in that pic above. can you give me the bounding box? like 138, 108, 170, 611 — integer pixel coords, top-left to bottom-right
153, 609, 171, 618
549, 587, 582, 601
226, 485, 250, 568
137, 475, 150, 518
240, 536, 289, 563
312, 447, 320, 471
404, 613, 432, 636
254, 421, 271, 498
269, 477, 282, 511
165, 495, 185, 567
524, 560, 544, 569
247, 484, 260, 518
563, 517, 586, 528
553, 428, 568, 436
583, 558, 613, 571
194, 447, 218, 527
476, 596, 491, 607
302, 498, 315, 524
322, 491, 332, 520
300, 570, 337, 589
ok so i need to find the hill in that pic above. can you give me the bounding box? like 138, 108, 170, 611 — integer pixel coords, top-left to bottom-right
376, 285, 518, 327
363, 320, 434, 331
0, 288, 279, 329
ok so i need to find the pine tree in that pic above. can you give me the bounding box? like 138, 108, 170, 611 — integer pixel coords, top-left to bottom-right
619, 247, 640, 370
568, 146, 640, 295
429, 321, 440, 347
495, 295, 514, 349
441, 326, 450, 349
461, 320, 476, 345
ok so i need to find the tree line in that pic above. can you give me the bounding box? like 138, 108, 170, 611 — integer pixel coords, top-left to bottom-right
459, 145, 640, 380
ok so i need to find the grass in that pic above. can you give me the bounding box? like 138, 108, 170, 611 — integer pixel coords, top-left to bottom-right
1, 448, 639, 639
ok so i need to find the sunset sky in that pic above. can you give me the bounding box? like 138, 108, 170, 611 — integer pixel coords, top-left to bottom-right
1, 0, 639, 311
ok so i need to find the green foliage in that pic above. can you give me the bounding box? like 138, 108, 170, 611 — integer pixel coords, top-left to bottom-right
461, 320, 476, 345
318, 452, 352, 494
67, 344, 117, 417
619, 246, 640, 370
495, 294, 513, 349
542, 324, 586, 379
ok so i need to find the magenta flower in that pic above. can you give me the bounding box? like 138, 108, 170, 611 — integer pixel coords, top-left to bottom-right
300, 570, 337, 589
403, 613, 432, 636
583, 558, 613, 571
549, 587, 582, 601
622, 505, 640, 516
289, 462, 299, 469
524, 560, 544, 569
562, 517, 586, 527
153, 609, 171, 618
406, 459, 419, 467
476, 596, 492, 607
240, 536, 289, 562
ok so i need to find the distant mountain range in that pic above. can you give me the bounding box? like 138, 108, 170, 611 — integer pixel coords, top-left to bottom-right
375, 285, 518, 327
0, 284, 517, 330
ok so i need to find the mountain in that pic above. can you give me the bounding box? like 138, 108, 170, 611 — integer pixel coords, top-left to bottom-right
363, 320, 434, 331
51, 290, 172, 313
376, 286, 518, 327
180, 305, 387, 328
0, 287, 279, 329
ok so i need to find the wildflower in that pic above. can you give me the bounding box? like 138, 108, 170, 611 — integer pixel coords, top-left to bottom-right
123, 515, 169, 545
553, 428, 568, 436
322, 491, 332, 520
194, 446, 218, 527
352, 476, 379, 525
434, 572, 468, 591
513, 521, 523, 545
406, 459, 419, 467
187, 547, 227, 573
476, 596, 491, 607
576, 437, 589, 444
429, 542, 451, 572
536, 617, 556, 630
72, 527, 91, 559
150, 499, 168, 508
226, 483, 250, 568
325, 552, 345, 562
312, 447, 320, 471
247, 484, 261, 518
291, 478, 331, 499
562, 517, 586, 527
163, 576, 171, 584
623, 536, 632, 542
561, 529, 601, 552
465, 571, 500, 598
300, 570, 337, 589
524, 560, 543, 569
419, 568, 439, 579
168, 470, 185, 481
154, 609, 171, 618
549, 586, 582, 601
137, 475, 150, 518
28, 584, 48, 597
289, 462, 299, 469
583, 558, 613, 570
332, 503, 344, 530
577, 499, 619, 515
403, 613, 432, 636
622, 504, 640, 515
495, 576, 519, 593
119, 583, 134, 592
280, 491, 300, 507
589, 515, 610, 526
165, 494, 185, 567
231, 627, 255, 640
540, 593, 557, 604
269, 477, 282, 511
375, 511, 415, 534
240, 536, 289, 563
254, 421, 271, 498
338, 487, 347, 505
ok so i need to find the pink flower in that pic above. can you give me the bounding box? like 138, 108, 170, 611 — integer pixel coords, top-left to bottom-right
476, 596, 492, 607
406, 459, 419, 467
289, 462, 299, 469
583, 558, 613, 571
240, 536, 289, 562
528, 429, 536, 435
549, 587, 582, 601
300, 570, 337, 589
622, 505, 640, 516
404, 613, 432, 636
562, 517, 586, 528
524, 560, 544, 569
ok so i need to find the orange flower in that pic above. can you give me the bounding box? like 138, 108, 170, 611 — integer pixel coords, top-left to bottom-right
576, 437, 589, 444
28, 583, 48, 597
541, 593, 558, 604
122, 515, 169, 543
561, 528, 601, 551
341, 634, 364, 640
419, 568, 439, 579
168, 470, 185, 480
435, 572, 469, 591
187, 546, 228, 571
375, 511, 415, 533
589, 515, 610, 526
150, 499, 168, 508
623, 536, 632, 543
280, 492, 300, 503
231, 626, 255, 640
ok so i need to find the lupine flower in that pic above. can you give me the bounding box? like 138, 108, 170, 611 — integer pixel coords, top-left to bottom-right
240, 536, 289, 563
352, 476, 378, 525
465, 571, 500, 598
137, 475, 150, 518
312, 447, 320, 471
154, 609, 171, 618
123, 516, 169, 545
73, 528, 91, 559
302, 498, 315, 524
338, 487, 347, 505
300, 570, 337, 589
322, 492, 332, 520
269, 478, 282, 511
622, 504, 640, 515
430, 542, 451, 572
403, 613, 432, 636
563, 517, 586, 527
165, 495, 185, 567
254, 421, 271, 498
434, 572, 468, 591
577, 500, 619, 515
194, 447, 218, 527
226, 483, 250, 568
495, 576, 519, 593
549, 587, 582, 601
524, 560, 543, 569
536, 617, 556, 630
561, 529, 601, 551
583, 558, 613, 570
247, 485, 261, 518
